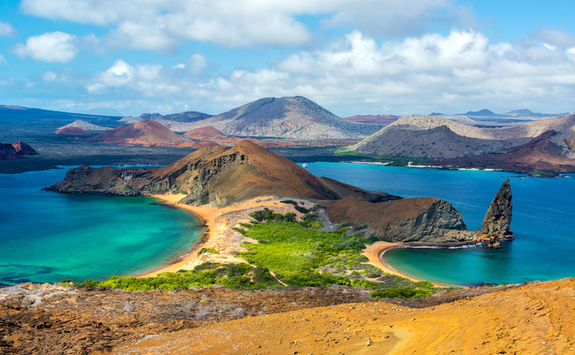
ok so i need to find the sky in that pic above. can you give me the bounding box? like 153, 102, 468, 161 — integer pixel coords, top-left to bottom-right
1, 0, 575, 117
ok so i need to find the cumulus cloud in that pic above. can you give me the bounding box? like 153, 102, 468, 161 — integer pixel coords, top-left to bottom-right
0, 21, 15, 37
20, 0, 466, 51
14, 32, 78, 62
85, 29, 575, 115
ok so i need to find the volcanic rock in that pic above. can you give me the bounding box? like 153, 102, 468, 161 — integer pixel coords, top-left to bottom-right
479, 179, 513, 244
0, 141, 38, 160
326, 195, 475, 244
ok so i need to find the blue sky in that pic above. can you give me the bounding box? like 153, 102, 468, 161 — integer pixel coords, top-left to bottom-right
1, 0, 575, 117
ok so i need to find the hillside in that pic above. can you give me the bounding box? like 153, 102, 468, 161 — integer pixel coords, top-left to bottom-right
177, 96, 382, 139
56, 120, 110, 132
0, 141, 38, 160
350, 115, 575, 171
114, 278, 575, 354
88, 121, 186, 146
352, 125, 512, 159
437, 130, 575, 174
183, 126, 226, 140
344, 114, 399, 125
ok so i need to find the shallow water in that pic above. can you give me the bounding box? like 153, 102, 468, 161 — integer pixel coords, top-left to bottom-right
304, 162, 575, 285
0, 168, 201, 285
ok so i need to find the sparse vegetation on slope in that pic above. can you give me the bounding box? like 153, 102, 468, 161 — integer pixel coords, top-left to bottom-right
73, 209, 437, 298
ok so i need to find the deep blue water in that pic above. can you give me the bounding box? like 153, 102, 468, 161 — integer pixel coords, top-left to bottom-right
0, 168, 202, 285
304, 162, 575, 286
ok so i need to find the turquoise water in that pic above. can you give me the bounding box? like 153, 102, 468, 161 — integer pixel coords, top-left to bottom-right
0, 168, 202, 285
304, 162, 575, 286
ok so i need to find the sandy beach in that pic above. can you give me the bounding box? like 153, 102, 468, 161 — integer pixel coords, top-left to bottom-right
139, 194, 455, 287
363, 241, 453, 288
139, 194, 315, 277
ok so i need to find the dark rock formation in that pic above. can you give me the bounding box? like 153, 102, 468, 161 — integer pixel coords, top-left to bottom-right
327, 195, 476, 244
0, 141, 38, 160
478, 179, 513, 245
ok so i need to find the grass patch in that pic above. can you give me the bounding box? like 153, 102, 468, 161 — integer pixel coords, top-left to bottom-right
71, 263, 280, 291
71, 209, 437, 298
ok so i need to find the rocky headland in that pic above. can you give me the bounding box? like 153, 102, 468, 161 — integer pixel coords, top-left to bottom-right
47, 141, 512, 250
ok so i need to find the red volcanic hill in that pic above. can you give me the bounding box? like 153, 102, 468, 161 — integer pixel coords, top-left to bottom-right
0, 141, 38, 160
89, 121, 186, 145
183, 126, 226, 140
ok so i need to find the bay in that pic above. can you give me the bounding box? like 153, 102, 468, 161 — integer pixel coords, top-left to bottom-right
0, 168, 201, 285
304, 162, 575, 286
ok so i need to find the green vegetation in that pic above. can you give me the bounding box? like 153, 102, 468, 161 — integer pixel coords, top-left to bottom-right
237, 209, 437, 297
70, 263, 280, 291
198, 247, 220, 255
70, 209, 437, 299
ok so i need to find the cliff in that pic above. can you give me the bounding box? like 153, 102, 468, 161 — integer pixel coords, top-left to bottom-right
478, 179, 513, 245
326, 195, 475, 244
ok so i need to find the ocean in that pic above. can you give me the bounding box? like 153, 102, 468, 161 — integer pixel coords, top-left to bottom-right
0, 168, 202, 285
304, 162, 575, 286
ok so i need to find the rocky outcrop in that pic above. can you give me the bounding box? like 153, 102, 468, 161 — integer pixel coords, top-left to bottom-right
326, 196, 476, 244
0, 141, 38, 160
47, 141, 391, 207
477, 179, 513, 246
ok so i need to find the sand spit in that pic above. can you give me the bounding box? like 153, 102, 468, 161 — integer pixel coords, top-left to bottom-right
140, 194, 317, 276
115, 277, 575, 354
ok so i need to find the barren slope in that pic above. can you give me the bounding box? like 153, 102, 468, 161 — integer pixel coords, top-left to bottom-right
88, 120, 186, 145
115, 278, 575, 354
179, 96, 382, 139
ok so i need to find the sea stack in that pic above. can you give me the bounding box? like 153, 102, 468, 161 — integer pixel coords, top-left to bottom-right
478, 179, 513, 246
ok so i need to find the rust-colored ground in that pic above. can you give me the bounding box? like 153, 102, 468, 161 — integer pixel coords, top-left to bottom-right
115, 278, 575, 354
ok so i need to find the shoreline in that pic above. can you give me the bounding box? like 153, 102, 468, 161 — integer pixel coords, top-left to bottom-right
363, 241, 456, 288
138, 194, 460, 288
137, 194, 309, 277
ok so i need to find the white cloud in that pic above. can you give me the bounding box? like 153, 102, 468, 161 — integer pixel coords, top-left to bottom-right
20, 0, 467, 51
42, 71, 57, 82
0, 54, 6, 65
14, 32, 78, 62
83, 29, 575, 115
0, 21, 15, 37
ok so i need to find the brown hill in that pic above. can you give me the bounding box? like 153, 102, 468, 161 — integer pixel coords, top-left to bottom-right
183, 126, 226, 140
437, 130, 575, 174
0, 141, 38, 160
344, 114, 399, 125
88, 121, 186, 146
47, 141, 387, 206
114, 278, 575, 354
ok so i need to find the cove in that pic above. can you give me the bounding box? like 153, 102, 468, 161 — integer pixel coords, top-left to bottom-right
0, 168, 202, 285
304, 162, 575, 286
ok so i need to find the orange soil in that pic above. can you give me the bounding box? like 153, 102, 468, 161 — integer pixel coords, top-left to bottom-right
114, 278, 575, 354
